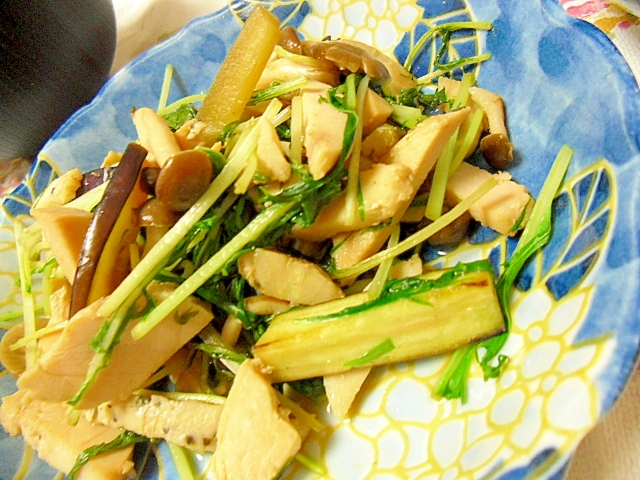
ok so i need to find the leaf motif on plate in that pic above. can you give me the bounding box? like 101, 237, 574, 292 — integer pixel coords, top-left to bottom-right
2, 154, 61, 219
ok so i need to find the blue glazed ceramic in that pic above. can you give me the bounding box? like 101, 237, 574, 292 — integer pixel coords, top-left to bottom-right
1, 0, 639, 478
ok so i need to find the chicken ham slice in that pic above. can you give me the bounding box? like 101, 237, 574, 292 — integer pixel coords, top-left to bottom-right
0, 389, 134, 480
213, 359, 301, 480
88, 392, 223, 453
18, 282, 213, 409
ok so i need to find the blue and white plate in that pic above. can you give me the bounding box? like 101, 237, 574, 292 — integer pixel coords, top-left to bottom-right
1, 0, 639, 478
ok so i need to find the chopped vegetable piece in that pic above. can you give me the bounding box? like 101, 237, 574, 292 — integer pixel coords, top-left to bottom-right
132, 107, 181, 167
323, 367, 371, 419
446, 162, 533, 235
293, 163, 413, 242
253, 261, 505, 382
196, 6, 281, 144
70, 143, 148, 317
301, 82, 349, 180
32, 168, 83, 209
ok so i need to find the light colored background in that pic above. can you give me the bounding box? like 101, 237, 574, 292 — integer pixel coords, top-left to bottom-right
112, 1, 640, 478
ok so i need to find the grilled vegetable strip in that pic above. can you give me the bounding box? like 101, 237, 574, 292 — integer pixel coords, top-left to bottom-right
70, 142, 148, 317
253, 261, 505, 382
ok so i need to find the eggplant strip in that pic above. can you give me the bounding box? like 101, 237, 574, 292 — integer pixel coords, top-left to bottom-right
70, 143, 148, 317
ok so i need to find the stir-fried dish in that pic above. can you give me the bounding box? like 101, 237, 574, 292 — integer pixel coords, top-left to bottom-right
0, 6, 573, 480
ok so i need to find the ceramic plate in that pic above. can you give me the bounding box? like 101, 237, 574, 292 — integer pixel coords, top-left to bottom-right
1, 0, 640, 478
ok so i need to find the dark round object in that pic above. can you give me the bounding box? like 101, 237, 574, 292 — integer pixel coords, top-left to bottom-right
0, 1, 117, 162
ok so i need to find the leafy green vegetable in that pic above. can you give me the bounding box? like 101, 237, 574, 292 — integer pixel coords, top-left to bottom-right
275, 121, 291, 140
390, 104, 426, 129
434, 145, 574, 401
398, 87, 451, 111
161, 103, 197, 131
248, 77, 308, 106
478, 145, 574, 377
68, 431, 149, 480
197, 342, 248, 363
344, 338, 395, 367
403, 21, 493, 80
287, 376, 326, 401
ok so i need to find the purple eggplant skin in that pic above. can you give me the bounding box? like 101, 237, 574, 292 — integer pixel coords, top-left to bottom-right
69, 143, 148, 318
76, 166, 116, 196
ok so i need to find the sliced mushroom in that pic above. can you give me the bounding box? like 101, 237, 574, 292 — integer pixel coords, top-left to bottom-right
155, 149, 214, 212
302, 39, 416, 96
139, 198, 180, 258
469, 86, 514, 169
480, 133, 513, 170
426, 209, 472, 246
139, 198, 180, 228
278, 26, 302, 54
140, 166, 160, 195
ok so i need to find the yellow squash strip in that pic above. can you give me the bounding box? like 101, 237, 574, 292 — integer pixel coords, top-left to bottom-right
196, 6, 281, 144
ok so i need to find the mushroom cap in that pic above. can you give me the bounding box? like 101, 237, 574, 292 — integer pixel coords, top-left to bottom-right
302, 39, 416, 96
155, 149, 214, 212
480, 133, 514, 170
139, 198, 180, 227
278, 26, 302, 54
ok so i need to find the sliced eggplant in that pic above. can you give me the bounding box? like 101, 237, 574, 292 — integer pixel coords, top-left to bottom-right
69, 143, 148, 317
76, 166, 115, 196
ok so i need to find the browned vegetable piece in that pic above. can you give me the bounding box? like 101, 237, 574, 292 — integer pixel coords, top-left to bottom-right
253, 267, 506, 383
70, 143, 148, 317
480, 133, 514, 170
139, 166, 160, 195
139, 198, 180, 227
427, 209, 472, 246
76, 166, 115, 196
278, 26, 302, 54
139, 198, 180, 258
155, 149, 214, 212
468, 85, 514, 169
196, 6, 281, 144
303, 39, 416, 96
